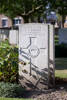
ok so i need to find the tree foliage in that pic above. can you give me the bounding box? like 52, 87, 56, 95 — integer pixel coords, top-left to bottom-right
48, 0, 67, 27
0, 0, 48, 22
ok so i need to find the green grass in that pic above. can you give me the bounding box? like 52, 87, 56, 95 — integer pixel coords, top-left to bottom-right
55, 35, 67, 78
55, 35, 67, 79
0, 98, 32, 100
55, 58, 67, 70
55, 58, 67, 78
55, 35, 59, 45
55, 70, 67, 78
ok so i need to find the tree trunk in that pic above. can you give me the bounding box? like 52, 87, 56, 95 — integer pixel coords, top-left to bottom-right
12, 19, 14, 28
62, 15, 65, 28
30, 15, 34, 22
61, 7, 65, 28
23, 16, 29, 23
38, 15, 41, 23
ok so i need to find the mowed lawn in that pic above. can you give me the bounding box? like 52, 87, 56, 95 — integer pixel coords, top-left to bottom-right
55, 58, 67, 78
0, 98, 32, 100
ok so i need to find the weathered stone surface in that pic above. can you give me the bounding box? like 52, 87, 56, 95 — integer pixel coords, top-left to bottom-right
49, 25, 55, 87
19, 23, 54, 89
59, 28, 67, 44
9, 30, 18, 45
0, 29, 9, 41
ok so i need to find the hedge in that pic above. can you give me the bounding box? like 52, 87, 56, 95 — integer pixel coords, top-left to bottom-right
55, 44, 67, 58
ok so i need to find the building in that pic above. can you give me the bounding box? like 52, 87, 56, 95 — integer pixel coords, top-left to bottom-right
0, 14, 24, 28
64, 16, 67, 28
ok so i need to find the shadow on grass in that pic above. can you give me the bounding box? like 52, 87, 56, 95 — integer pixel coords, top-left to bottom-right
55, 58, 67, 70
55, 77, 67, 91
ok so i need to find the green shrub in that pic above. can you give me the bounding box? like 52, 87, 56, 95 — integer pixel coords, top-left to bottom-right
0, 82, 24, 97
0, 40, 18, 83
55, 44, 67, 58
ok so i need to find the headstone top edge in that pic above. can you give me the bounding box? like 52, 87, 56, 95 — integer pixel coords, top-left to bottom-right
59, 28, 67, 34
59, 28, 67, 30
19, 23, 53, 27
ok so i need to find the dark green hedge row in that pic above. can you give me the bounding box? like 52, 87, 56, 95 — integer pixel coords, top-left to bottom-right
55, 44, 67, 58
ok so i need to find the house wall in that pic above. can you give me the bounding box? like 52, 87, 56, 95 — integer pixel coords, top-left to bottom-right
0, 14, 24, 28
64, 16, 67, 28
0, 14, 12, 28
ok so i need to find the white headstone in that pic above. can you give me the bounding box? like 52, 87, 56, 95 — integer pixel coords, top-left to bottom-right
9, 30, 18, 45
59, 28, 67, 44
19, 23, 55, 89
49, 25, 55, 87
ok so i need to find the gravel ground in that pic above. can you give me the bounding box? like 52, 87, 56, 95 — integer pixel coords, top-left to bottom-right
22, 86, 67, 100
25, 86, 67, 100
22, 78, 67, 100
36, 89, 67, 100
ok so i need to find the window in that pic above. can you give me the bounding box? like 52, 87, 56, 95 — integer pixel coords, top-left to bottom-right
13, 18, 21, 26
2, 18, 8, 27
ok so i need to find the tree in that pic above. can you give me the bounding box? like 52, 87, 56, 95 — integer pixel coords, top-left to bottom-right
0, 0, 48, 23
48, 0, 67, 27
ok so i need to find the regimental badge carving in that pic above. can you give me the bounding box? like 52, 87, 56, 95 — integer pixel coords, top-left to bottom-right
28, 45, 40, 58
